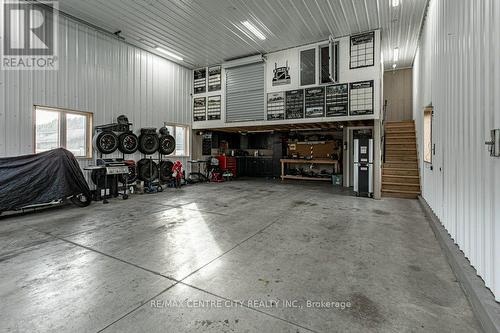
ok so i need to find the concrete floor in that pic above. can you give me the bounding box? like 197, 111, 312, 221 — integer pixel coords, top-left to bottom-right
0, 179, 481, 332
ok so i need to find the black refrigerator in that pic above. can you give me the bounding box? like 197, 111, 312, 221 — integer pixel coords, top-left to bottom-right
354, 138, 373, 197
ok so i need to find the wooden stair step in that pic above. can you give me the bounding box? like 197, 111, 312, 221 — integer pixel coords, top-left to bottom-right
386, 134, 416, 138
383, 170, 420, 177
382, 188, 421, 194
383, 181, 420, 186
386, 142, 416, 145
386, 151, 417, 154
385, 144, 417, 147
386, 150, 417, 154
385, 126, 415, 130
386, 154, 417, 159
383, 176, 420, 184
382, 167, 419, 170
382, 183, 421, 192
386, 128, 416, 132
383, 167, 419, 175
384, 161, 418, 165
385, 139, 417, 143
386, 148, 417, 153
386, 158, 418, 162
382, 189, 420, 199
386, 146, 417, 149
385, 121, 414, 125
382, 174, 419, 179
386, 152, 418, 156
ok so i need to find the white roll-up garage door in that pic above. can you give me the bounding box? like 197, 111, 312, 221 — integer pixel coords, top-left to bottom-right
225, 62, 265, 122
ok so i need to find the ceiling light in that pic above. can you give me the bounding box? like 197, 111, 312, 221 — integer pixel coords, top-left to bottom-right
392, 0, 400, 7
393, 47, 399, 62
156, 47, 183, 61
241, 20, 266, 40
392, 63, 397, 69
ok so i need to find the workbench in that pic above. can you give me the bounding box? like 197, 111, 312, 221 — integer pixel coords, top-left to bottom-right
280, 158, 339, 181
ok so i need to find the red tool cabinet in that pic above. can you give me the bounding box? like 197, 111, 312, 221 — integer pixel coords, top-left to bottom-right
216, 156, 237, 176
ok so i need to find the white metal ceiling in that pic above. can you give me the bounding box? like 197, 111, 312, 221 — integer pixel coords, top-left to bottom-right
57, 0, 428, 70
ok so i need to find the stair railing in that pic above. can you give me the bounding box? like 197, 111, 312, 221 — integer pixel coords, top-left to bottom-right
382, 100, 388, 163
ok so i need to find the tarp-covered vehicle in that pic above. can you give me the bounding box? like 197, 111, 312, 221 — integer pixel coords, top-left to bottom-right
0, 148, 91, 213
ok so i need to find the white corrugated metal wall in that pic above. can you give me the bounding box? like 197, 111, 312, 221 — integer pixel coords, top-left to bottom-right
0, 10, 192, 173
413, 0, 500, 301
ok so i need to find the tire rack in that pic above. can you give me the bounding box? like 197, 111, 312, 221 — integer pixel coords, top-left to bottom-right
92, 124, 176, 195
140, 151, 177, 193
91, 125, 135, 202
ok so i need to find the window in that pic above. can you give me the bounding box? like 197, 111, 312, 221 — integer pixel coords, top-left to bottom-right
320, 45, 331, 84
423, 106, 433, 163
320, 41, 340, 85
300, 48, 316, 86
330, 40, 339, 83
34, 106, 93, 158
164, 123, 190, 156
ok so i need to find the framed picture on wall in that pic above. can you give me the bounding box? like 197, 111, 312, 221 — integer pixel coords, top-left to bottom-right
208, 66, 221, 92
326, 84, 349, 117
193, 97, 206, 121
349, 80, 374, 115
267, 92, 285, 120
285, 89, 304, 119
304, 87, 325, 118
350, 32, 375, 69
194, 68, 207, 94
207, 95, 221, 120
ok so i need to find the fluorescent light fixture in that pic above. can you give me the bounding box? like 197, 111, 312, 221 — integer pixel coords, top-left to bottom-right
156, 47, 183, 61
241, 20, 266, 40
392, 0, 400, 7
393, 47, 399, 62
392, 63, 397, 69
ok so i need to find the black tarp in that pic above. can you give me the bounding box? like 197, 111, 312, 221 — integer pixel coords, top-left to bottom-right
0, 148, 91, 212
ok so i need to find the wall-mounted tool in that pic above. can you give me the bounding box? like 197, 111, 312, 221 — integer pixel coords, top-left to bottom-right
485, 129, 500, 157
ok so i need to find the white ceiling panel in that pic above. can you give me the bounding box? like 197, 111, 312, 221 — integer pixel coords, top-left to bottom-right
55, 0, 428, 70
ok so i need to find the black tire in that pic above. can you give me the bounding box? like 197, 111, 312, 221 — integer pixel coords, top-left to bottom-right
158, 160, 174, 181
118, 132, 139, 154
118, 165, 137, 184
138, 133, 159, 154
71, 193, 91, 207
159, 127, 170, 135
137, 159, 158, 181
158, 135, 175, 155
94, 131, 119, 154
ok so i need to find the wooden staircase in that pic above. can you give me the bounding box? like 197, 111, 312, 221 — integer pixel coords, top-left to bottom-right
382, 120, 421, 199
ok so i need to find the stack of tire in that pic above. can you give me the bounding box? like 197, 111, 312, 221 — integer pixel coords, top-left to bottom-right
136, 127, 176, 183
93, 121, 176, 186
93, 115, 139, 155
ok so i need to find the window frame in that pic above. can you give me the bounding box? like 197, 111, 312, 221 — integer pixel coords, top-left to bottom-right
33, 105, 93, 159
319, 43, 332, 85
423, 106, 433, 164
298, 46, 318, 88
163, 122, 190, 157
